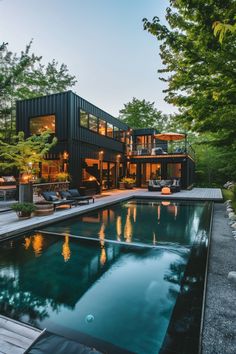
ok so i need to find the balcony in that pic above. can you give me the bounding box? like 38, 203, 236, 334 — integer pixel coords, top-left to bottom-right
128, 141, 195, 160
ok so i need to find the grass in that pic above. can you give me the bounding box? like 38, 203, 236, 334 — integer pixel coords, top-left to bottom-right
222, 188, 236, 211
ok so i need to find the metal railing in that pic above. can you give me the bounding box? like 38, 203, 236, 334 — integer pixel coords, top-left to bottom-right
127, 142, 195, 159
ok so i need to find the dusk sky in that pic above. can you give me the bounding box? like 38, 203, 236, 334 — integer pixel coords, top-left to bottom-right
0, 0, 176, 117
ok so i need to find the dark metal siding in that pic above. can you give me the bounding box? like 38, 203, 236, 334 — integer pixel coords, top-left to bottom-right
16, 91, 70, 142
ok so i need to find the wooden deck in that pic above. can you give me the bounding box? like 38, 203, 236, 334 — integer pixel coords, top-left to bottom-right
0, 188, 222, 240
0, 315, 42, 354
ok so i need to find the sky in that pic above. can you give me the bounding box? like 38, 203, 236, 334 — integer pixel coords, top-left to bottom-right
0, 0, 176, 117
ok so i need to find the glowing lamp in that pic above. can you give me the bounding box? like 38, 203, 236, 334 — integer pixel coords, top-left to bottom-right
162, 201, 171, 206
161, 187, 171, 195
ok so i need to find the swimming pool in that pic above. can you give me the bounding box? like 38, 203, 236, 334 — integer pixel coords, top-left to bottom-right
0, 199, 212, 353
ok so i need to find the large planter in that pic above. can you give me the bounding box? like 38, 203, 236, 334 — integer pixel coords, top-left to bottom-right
16, 211, 33, 219
125, 183, 134, 189
19, 183, 33, 203
34, 202, 54, 216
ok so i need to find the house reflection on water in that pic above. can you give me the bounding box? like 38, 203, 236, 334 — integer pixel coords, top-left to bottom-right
41, 200, 210, 248
0, 200, 211, 353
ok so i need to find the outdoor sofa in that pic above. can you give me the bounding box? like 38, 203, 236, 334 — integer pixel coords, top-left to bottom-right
42, 191, 76, 210
59, 189, 95, 204
148, 179, 181, 193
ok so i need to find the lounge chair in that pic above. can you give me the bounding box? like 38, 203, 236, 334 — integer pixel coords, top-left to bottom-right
170, 179, 181, 192
59, 189, 95, 204
148, 180, 162, 191
42, 191, 75, 210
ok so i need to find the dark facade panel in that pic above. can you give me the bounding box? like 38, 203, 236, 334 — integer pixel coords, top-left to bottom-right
133, 128, 157, 135
16, 91, 69, 141
79, 127, 124, 152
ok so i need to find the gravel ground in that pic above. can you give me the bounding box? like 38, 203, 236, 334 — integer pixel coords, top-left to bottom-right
202, 203, 236, 354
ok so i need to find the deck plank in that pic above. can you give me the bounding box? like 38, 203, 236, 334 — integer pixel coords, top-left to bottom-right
0, 316, 42, 354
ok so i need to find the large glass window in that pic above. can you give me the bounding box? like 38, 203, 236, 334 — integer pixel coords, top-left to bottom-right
167, 163, 181, 179
107, 123, 113, 138
113, 126, 119, 140
89, 114, 98, 132
98, 119, 106, 135
30, 115, 55, 135
80, 110, 89, 128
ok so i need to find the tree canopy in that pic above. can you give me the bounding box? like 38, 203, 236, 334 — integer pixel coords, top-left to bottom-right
143, 0, 236, 178
119, 97, 172, 131
0, 131, 57, 180
0, 41, 77, 142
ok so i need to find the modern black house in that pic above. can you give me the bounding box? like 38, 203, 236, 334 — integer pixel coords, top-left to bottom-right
16, 91, 195, 191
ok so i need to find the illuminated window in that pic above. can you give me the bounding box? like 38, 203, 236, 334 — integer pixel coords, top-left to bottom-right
89, 114, 98, 132
80, 110, 89, 128
113, 126, 119, 140
107, 123, 113, 138
30, 115, 55, 135
98, 119, 106, 135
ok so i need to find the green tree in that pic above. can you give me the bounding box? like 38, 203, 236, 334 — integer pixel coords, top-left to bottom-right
0, 41, 77, 142
119, 97, 171, 130
213, 19, 236, 43
0, 131, 57, 181
143, 0, 236, 179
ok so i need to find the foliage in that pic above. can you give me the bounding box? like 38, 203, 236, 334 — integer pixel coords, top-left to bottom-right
222, 189, 236, 211
0, 41, 77, 142
121, 177, 135, 184
119, 97, 171, 131
11, 202, 36, 214
213, 19, 236, 43
0, 131, 57, 180
143, 0, 236, 179
56, 172, 70, 182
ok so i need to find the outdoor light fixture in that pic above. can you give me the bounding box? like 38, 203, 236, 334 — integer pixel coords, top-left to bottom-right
63, 151, 69, 160
162, 201, 170, 206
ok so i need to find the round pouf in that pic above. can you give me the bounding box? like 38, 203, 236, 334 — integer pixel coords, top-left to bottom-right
161, 187, 171, 195
34, 202, 54, 216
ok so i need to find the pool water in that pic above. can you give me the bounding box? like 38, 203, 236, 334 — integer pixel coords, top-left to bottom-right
42, 199, 210, 247
0, 200, 212, 353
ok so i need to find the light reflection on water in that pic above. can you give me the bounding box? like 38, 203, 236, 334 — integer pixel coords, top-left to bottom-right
42, 200, 210, 247
0, 200, 211, 354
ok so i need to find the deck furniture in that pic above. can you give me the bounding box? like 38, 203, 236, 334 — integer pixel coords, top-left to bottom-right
0, 186, 17, 201
148, 179, 180, 193
59, 189, 95, 204
42, 191, 75, 210
161, 186, 172, 195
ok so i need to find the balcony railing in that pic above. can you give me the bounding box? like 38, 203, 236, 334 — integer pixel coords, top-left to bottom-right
128, 142, 195, 160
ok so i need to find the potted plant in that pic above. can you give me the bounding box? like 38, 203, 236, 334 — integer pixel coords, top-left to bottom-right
56, 172, 70, 182
121, 177, 135, 189
11, 202, 36, 219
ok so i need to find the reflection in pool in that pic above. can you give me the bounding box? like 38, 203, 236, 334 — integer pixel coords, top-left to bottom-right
0, 199, 212, 353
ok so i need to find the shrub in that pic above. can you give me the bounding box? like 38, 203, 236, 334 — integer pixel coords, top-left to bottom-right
11, 202, 36, 214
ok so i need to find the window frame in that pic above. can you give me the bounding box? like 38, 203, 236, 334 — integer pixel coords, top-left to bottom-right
29, 114, 56, 135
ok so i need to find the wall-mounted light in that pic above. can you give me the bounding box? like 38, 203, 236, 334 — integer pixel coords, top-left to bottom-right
63, 151, 69, 160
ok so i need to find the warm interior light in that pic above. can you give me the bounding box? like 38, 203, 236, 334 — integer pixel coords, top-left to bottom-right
89, 176, 96, 181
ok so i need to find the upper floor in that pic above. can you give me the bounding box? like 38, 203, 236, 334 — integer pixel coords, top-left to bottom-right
16, 91, 194, 161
